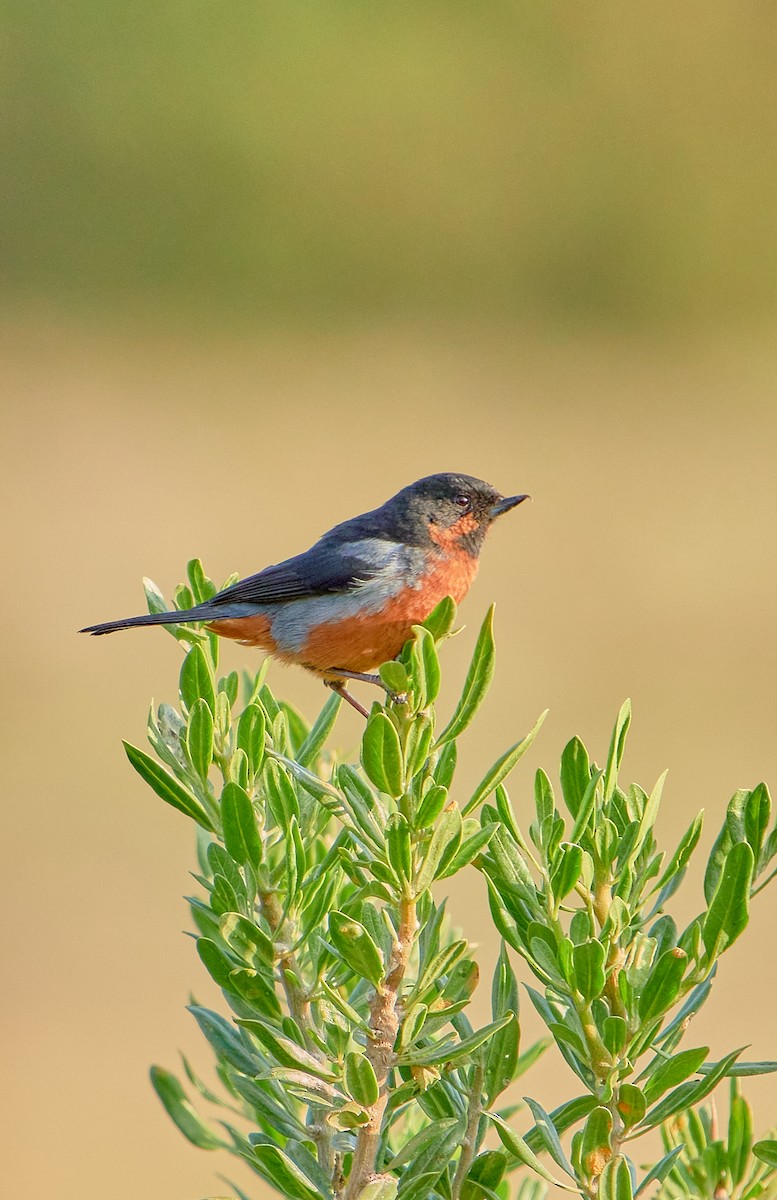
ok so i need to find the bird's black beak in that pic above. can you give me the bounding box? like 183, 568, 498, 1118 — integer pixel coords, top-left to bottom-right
490, 493, 530, 519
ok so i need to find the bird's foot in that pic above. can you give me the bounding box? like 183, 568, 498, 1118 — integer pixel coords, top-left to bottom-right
328, 669, 409, 711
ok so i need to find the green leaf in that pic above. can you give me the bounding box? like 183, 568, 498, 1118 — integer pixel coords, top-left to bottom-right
753, 1140, 777, 1168
569, 769, 604, 844
650, 811, 704, 902
124, 742, 214, 830
237, 1019, 337, 1080
386, 812, 413, 884
437, 822, 498, 878
615, 1084, 646, 1129
414, 808, 462, 893
186, 558, 217, 603
196, 938, 234, 990
745, 782, 771, 861
702, 840, 754, 960
461, 1151, 507, 1200
709, 1060, 777, 1076
560, 736, 591, 819
642, 1046, 745, 1129
434, 740, 458, 789
704, 790, 748, 902
286, 814, 306, 900
399, 1014, 512, 1067
263, 758, 300, 830
485, 944, 520, 1105
361, 711, 404, 797
189, 1008, 262, 1075
463, 711, 547, 816
728, 1085, 753, 1186
416, 783, 449, 828
380, 659, 410, 696
410, 938, 469, 1005
404, 712, 434, 778
642, 1046, 709, 1106
572, 939, 606, 1003
236, 703, 266, 775
410, 625, 441, 708
422, 594, 457, 641
524, 1095, 598, 1154
386, 1118, 460, 1171
344, 1051, 379, 1107
150, 1066, 225, 1149
581, 1106, 614, 1180
489, 1113, 576, 1190
219, 912, 273, 968
221, 781, 262, 868
250, 1144, 322, 1200
638, 948, 687, 1024
551, 842, 584, 902
328, 910, 385, 985
180, 644, 216, 714
297, 691, 342, 767
186, 697, 214, 783
522, 1096, 575, 1178
598, 1156, 633, 1200
395, 1117, 465, 1197
634, 1146, 685, 1195
354, 1179, 399, 1200
622, 769, 667, 873
436, 605, 496, 746
603, 1016, 627, 1056
603, 699, 631, 802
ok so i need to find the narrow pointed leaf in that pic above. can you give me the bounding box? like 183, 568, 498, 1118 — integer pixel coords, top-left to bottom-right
702, 841, 754, 959
328, 911, 385, 986
361, 711, 404, 797
642, 1047, 745, 1128
489, 1113, 577, 1190
187, 697, 214, 783
180, 644, 216, 714
237, 703, 266, 774
753, 1141, 777, 1168
436, 605, 496, 746
150, 1067, 226, 1149
297, 691, 342, 766
250, 1144, 322, 1200
124, 742, 214, 830
598, 1155, 633, 1200
634, 1146, 685, 1195
221, 781, 262, 868
638, 948, 687, 1024
642, 1046, 709, 1106
522, 1096, 575, 1177
463, 711, 547, 816
414, 808, 462, 893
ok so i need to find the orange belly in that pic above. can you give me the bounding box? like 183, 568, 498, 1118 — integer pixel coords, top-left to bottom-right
301, 549, 478, 677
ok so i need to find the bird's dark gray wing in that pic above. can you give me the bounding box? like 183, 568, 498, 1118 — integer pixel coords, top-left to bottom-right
210, 539, 387, 608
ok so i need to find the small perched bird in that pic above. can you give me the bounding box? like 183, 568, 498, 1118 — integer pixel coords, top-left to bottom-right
81, 473, 528, 715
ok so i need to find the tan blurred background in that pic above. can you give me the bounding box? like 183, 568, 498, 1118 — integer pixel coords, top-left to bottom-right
3, 4, 777, 1197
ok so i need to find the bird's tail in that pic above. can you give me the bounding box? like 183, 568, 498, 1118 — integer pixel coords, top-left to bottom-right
80, 605, 213, 636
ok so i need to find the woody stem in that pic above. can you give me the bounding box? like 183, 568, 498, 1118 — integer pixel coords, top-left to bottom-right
342, 895, 417, 1200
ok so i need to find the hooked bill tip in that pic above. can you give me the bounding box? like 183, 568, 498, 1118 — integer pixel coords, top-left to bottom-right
490, 493, 530, 518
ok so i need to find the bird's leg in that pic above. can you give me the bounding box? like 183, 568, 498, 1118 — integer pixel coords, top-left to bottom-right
330, 668, 408, 706
326, 679, 370, 719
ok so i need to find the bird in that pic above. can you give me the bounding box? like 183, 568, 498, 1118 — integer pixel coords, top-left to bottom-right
81, 473, 528, 716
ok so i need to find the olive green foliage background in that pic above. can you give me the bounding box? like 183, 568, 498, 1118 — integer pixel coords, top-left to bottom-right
2, 4, 777, 1198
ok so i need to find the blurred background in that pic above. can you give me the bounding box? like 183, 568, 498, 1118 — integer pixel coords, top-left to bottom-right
3, 3, 777, 1196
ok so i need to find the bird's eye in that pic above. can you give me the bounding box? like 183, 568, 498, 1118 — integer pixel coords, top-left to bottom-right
453, 494, 471, 509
